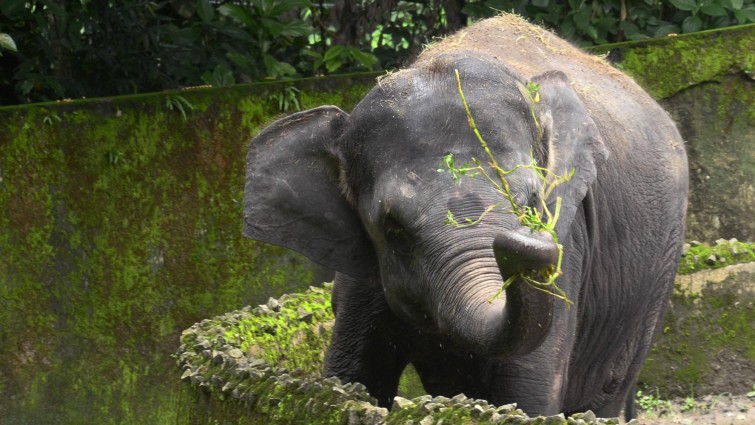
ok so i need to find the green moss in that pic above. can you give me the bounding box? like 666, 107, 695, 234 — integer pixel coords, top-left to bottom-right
678, 240, 755, 275
226, 286, 334, 374
589, 24, 755, 100
639, 264, 755, 396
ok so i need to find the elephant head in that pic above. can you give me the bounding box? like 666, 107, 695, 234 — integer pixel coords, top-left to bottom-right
244, 53, 607, 358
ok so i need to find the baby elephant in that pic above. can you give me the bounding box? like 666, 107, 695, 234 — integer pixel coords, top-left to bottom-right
243, 13, 688, 421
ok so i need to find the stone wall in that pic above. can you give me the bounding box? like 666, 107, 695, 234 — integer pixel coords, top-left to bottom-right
589, 24, 755, 242
0, 74, 374, 424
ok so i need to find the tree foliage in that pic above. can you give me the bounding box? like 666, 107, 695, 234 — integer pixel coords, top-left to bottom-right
0, 0, 752, 105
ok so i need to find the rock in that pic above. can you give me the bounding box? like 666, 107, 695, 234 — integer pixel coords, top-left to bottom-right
412, 395, 433, 404
392, 396, 416, 411
422, 402, 443, 413
227, 348, 243, 359
470, 404, 486, 418
195, 339, 212, 351
571, 410, 597, 421
704, 254, 717, 266
542, 413, 566, 424
419, 415, 434, 425
266, 297, 281, 312
690, 240, 702, 247
451, 393, 468, 403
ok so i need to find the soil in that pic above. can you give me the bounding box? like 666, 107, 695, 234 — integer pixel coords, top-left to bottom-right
634, 393, 755, 425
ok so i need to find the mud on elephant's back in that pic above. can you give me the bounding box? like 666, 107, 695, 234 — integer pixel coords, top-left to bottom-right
175, 284, 623, 424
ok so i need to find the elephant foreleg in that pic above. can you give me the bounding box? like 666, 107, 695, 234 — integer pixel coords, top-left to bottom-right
324, 273, 409, 407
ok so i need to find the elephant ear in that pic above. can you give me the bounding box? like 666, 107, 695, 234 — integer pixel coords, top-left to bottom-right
243, 105, 376, 280
529, 71, 608, 238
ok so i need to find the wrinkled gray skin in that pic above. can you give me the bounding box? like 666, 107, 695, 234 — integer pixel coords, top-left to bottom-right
243, 15, 688, 421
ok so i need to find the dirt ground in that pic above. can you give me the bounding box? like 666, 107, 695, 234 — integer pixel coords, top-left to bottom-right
634, 393, 755, 425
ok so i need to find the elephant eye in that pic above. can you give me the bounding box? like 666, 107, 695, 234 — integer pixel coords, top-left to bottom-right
384, 216, 414, 255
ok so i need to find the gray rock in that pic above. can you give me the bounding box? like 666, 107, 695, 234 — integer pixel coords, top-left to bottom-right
266, 297, 282, 312
392, 396, 416, 411
227, 348, 243, 359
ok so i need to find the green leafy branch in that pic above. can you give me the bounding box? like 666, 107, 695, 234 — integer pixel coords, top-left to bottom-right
165, 94, 194, 121
438, 69, 575, 305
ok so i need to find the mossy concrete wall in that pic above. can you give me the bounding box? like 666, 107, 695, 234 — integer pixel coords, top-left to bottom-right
0, 74, 376, 424
1, 23, 753, 425
640, 262, 755, 397
589, 24, 755, 242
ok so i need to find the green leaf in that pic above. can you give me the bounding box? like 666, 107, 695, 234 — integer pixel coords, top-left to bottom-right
682, 15, 703, 32
532, 0, 550, 8
323, 45, 346, 62
653, 24, 680, 37
268, 0, 312, 17
261, 17, 284, 36
325, 58, 343, 73
197, 0, 214, 22
572, 8, 592, 31
669, 0, 698, 11
263, 54, 297, 78
201, 64, 235, 87
278, 20, 312, 38
734, 5, 755, 22
728, 0, 744, 10
0, 33, 17, 52
218, 4, 256, 27
348, 49, 378, 70
700, 3, 728, 16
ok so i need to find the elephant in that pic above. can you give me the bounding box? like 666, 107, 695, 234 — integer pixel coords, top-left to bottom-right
243, 14, 688, 420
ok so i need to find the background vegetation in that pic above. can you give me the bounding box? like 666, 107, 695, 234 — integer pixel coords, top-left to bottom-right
1, 0, 754, 105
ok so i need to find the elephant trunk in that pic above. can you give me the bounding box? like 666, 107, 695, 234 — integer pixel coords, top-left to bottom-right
441, 228, 557, 359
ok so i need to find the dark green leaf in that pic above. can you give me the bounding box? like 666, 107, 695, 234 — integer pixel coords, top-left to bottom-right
669, 0, 698, 11
572, 8, 592, 31
278, 20, 312, 38
201, 64, 235, 87
734, 5, 755, 22
218, 4, 256, 27
263, 54, 297, 78
261, 17, 284, 36
682, 15, 703, 32
197, 0, 214, 22
325, 58, 343, 73
701, 3, 728, 16
728, 0, 744, 10
532, 0, 550, 8
323, 45, 346, 62
269, 0, 312, 17
348, 48, 378, 69
653, 24, 681, 37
